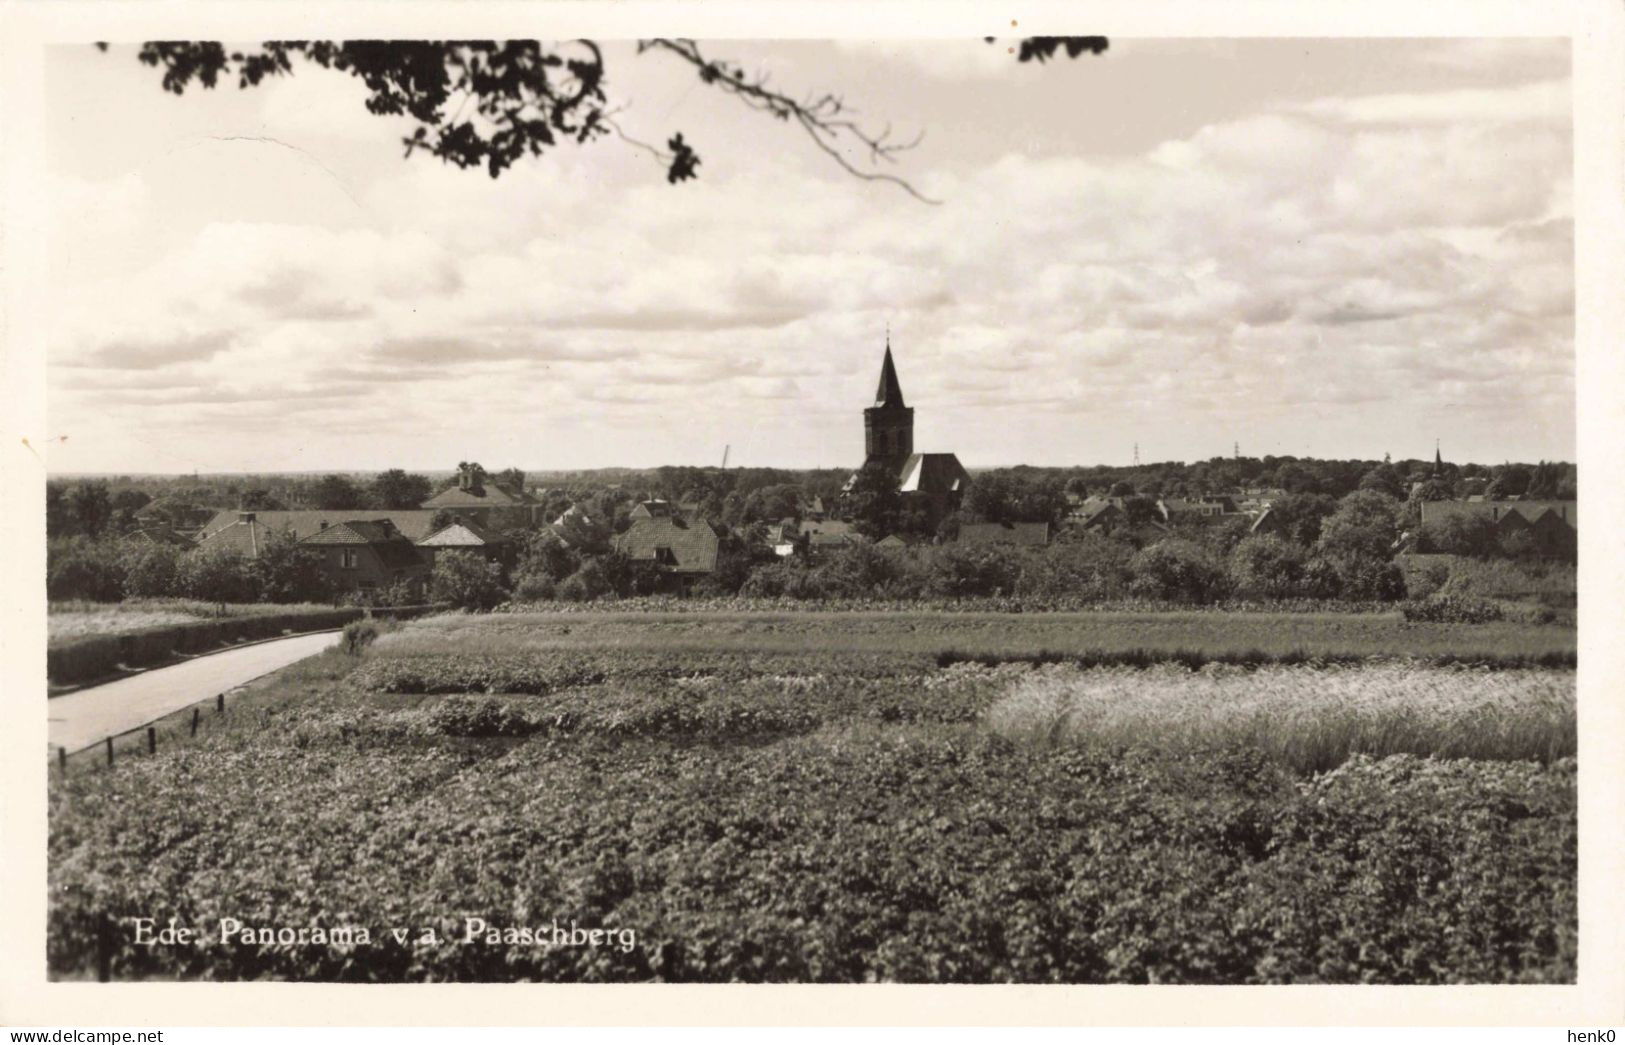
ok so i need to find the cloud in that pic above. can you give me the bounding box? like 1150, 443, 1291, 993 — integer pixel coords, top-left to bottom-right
73, 330, 234, 369
1293, 78, 1569, 124
542, 304, 809, 332
367, 336, 635, 365
235, 268, 372, 321
46, 42, 1575, 470
832, 39, 1021, 81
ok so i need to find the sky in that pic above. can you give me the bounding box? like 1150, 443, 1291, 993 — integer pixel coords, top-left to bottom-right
44, 37, 1574, 474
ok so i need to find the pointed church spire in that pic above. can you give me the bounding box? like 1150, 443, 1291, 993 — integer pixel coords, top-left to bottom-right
1434, 439, 1443, 473
874, 339, 906, 409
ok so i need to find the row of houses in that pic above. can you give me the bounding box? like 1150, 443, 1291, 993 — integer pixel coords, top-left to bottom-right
194, 509, 510, 592
1414, 498, 1578, 557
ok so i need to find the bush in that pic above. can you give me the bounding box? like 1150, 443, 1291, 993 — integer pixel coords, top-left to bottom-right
1401, 557, 1452, 599
252, 530, 336, 604
513, 572, 557, 602
46, 608, 363, 685
44, 636, 123, 686
740, 558, 822, 599
818, 543, 919, 598
1015, 532, 1134, 601
1128, 539, 1228, 604
120, 542, 183, 598
177, 544, 257, 604
1316, 490, 1405, 565
431, 552, 508, 611
1402, 594, 1506, 624
515, 529, 579, 586
1498, 528, 1538, 560
597, 550, 666, 598
1227, 535, 1307, 600
557, 559, 612, 602
1297, 557, 1344, 599
1415, 510, 1499, 558
47, 537, 127, 602
1336, 555, 1407, 602
341, 619, 380, 655
918, 543, 1023, 599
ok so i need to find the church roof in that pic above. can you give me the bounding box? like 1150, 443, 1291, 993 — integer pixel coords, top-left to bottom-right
898, 453, 967, 496
874, 345, 906, 409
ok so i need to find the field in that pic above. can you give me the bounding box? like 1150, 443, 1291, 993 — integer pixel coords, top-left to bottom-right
48, 609, 1577, 983
48, 599, 341, 646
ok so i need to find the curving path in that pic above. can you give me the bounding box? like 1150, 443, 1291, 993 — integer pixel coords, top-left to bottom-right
47, 630, 341, 754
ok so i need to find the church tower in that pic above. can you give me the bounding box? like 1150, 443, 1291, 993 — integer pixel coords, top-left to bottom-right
864, 338, 914, 470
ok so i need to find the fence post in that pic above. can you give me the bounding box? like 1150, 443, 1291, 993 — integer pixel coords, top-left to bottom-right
217, 692, 225, 715
146, 726, 156, 755
58, 746, 67, 778
105, 736, 114, 768
191, 707, 201, 737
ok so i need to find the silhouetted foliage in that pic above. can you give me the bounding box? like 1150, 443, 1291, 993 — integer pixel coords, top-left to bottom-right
843, 459, 903, 540
107, 37, 1107, 196
370, 469, 433, 510
311, 474, 365, 511
1011, 37, 1111, 63
240, 488, 286, 511
431, 549, 509, 610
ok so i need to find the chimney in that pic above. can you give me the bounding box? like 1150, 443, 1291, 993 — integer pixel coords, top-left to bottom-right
239, 511, 256, 524
458, 464, 472, 491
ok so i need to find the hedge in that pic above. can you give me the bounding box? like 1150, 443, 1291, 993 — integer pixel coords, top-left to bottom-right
47, 609, 364, 688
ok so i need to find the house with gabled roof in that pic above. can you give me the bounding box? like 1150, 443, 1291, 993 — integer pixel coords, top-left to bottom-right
1417, 499, 1577, 559
194, 511, 285, 558
126, 526, 196, 549
800, 518, 867, 559
421, 463, 543, 525
300, 519, 428, 593
415, 516, 512, 569
630, 499, 687, 522
197, 509, 442, 545
1069, 498, 1123, 533
614, 510, 720, 591
764, 519, 807, 558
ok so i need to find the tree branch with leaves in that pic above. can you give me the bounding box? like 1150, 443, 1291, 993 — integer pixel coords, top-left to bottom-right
105, 36, 1107, 198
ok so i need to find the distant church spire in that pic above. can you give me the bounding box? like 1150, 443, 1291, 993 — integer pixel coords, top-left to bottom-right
1434, 439, 1443, 474
864, 336, 914, 465
874, 340, 906, 409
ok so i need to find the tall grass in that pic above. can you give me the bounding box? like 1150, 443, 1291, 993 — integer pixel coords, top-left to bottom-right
985, 663, 1575, 772
48, 598, 338, 645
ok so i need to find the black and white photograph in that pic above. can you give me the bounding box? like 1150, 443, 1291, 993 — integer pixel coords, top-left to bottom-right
3, 0, 1623, 1030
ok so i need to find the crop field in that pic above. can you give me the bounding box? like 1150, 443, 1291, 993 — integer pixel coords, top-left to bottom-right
48, 610, 1577, 984
379, 608, 1577, 665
